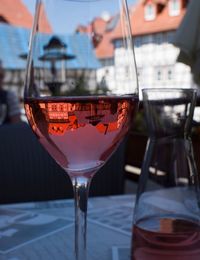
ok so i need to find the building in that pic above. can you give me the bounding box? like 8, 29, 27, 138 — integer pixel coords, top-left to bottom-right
0, 0, 33, 95
85, 0, 192, 93
0, 0, 51, 95
129, 0, 192, 90
76, 14, 118, 93
0, 0, 33, 28
94, 15, 117, 93
0, 0, 100, 97
0, 0, 192, 97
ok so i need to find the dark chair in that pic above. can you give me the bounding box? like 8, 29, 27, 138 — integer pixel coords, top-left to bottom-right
0, 122, 125, 204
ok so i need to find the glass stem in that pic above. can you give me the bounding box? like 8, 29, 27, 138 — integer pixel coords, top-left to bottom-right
72, 176, 91, 260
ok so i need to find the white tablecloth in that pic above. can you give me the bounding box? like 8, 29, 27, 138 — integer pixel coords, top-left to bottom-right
0, 195, 135, 260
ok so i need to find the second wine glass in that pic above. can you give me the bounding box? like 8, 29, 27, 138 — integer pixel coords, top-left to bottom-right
24, 0, 138, 259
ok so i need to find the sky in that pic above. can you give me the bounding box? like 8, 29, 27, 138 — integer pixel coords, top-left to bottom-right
22, 0, 136, 34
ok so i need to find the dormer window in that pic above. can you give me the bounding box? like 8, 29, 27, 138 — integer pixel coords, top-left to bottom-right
145, 3, 156, 21
169, 0, 181, 16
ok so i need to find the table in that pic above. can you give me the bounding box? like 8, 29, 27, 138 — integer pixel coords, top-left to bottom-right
0, 195, 135, 260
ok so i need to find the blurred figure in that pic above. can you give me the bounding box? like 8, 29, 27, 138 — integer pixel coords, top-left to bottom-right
0, 61, 21, 124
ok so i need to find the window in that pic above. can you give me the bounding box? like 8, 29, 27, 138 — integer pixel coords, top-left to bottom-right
137, 68, 142, 82
143, 35, 153, 44
157, 70, 162, 81
134, 37, 142, 47
169, 0, 181, 16
155, 66, 174, 82
125, 66, 130, 78
145, 3, 156, 21
114, 39, 123, 49
165, 32, 175, 43
101, 58, 114, 67
154, 33, 163, 45
167, 68, 173, 80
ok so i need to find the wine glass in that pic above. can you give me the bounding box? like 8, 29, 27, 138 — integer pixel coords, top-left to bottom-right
24, 0, 138, 259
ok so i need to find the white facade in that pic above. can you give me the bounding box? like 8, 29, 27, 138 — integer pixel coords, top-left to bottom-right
97, 31, 193, 95
97, 47, 138, 95
96, 1, 193, 95
134, 32, 192, 91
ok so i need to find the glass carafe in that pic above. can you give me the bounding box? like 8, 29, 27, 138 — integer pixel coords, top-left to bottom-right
132, 88, 200, 260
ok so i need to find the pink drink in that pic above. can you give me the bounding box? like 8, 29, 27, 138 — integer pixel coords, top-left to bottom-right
132, 218, 200, 260
25, 96, 138, 177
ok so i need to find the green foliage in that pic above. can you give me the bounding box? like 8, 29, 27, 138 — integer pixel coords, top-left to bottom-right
66, 73, 109, 96
66, 73, 91, 96
132, 108, 147, 135
94, 76, 109, 95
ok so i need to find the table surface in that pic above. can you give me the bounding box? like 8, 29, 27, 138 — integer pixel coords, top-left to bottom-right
0, 194, 136, 260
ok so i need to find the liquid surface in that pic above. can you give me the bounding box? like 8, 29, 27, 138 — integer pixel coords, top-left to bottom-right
25, 96, 138, 177
132, 218, 200, 260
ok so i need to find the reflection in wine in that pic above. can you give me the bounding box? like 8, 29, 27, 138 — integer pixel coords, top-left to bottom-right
25, 95, 138, 177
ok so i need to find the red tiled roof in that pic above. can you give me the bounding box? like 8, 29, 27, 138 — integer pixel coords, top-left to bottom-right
0, 0, 33, 28
76, 25, 88, 34
76, 17, 107, 35
91, 17, 108, 35
133, 1, 186, 35
113, 0, 186, 38
95, 21, 115, 59
38, 3, 52, 33
115, 0, 186, 38
95, 33, 114, 59
0, 0, 51, 33
141, 0, 168, 4
94, 15, 122, 59
78, 0, 187, 59
76, 16, 114, 59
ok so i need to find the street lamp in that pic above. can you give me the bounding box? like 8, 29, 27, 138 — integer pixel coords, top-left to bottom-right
39, 36, 75, 95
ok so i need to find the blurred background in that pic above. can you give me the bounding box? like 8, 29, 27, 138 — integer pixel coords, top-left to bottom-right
0, 0, 194, 116
0, 0, 199, 203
